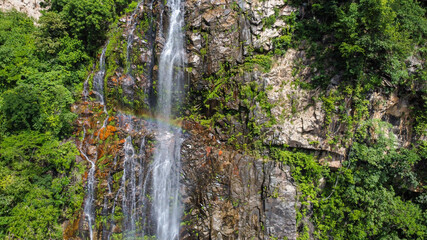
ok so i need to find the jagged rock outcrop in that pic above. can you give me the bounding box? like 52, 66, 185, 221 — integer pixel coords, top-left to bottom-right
180, 121, 296, 239
0, 0, 43, 19
184, 0, 417, 164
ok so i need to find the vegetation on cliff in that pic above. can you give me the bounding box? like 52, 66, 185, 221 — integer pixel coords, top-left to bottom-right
189, 0, 427, 239
274, 120, 426, 239
277, 0, 427, 239
0, 0, 133, 237
0, 0, 426, 239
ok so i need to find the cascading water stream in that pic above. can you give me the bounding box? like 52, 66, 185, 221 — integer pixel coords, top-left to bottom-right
117, 2, 146, 238
93, 45, 107, 105
80, 0, 185, 238
126, 1, 144, 75
80, 128, 96, 240
81, 37, 111, 240
122, 135, 137, 238
151, 0, 185, 238
81, 43, 109, 240
83, 74, 91, 102
118, 114, 145, 239
93, 44, 110, 130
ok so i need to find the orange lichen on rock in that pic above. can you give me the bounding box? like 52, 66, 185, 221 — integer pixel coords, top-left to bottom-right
63, 212, 81, 239
99, 125, 117, 140
206, 146, 212, 157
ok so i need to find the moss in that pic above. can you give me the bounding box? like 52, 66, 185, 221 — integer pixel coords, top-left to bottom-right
244, 54, 273, 73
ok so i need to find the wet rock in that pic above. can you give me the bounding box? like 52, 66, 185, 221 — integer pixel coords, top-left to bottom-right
180, 123, 297, 239
121, 74, 135, 101
87, 146, 97, 157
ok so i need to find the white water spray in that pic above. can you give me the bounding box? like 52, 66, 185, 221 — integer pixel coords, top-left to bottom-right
152, 0, 185, 239
93, 46, 107, 105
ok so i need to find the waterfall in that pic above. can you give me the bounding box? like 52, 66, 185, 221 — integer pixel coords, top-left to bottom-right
152, 0, 185, 238
122, 135, 138, 238
79, 0, 186, 238
81, 128, 96, 240
117, 114, 143, 239
93, 45, 108, 105
93, 44, 110, 131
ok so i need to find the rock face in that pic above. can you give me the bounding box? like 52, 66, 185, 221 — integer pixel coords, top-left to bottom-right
184, 0, 416, 163
66, 0, 298, 239
65, 0, 420, 239
180, 122, 297, 240
0, 0, 44, 19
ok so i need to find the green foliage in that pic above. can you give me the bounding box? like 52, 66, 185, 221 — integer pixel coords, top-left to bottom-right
273, 12, 297, 55
271, 117, 426, 239
284, 6, 427, 237
0, 11, 80, 138
272, 148, 328, 208
293, 0, 427, 88
46, 0, 133, 54
294, 120, 427, 239
0, 0, 132, 236
0, 11, 36, 91
0, 131, 81, 239
244, 54, 273, 73
1, 84, 41, 132
412, 68, 427, 136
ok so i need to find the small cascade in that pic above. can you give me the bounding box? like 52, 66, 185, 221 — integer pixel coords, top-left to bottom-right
93, 44, 110, 130
116, 113, 146, 239
151, 0, 185, 238
122, 135, 138, 237
79, 43, 110, 240
80, 37, 110, 240
93, 45, 108, 105
126, 1, 144, 74
82, 74, 91, 102
80, 128, 96, 240
83, 157, 96, 240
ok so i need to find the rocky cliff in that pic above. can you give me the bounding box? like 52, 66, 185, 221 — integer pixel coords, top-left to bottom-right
65, 0, 301, 239
0, 0, 44, 19
5, 0, 421, 239
0, 0, 424, 239
64, 0, 424, 239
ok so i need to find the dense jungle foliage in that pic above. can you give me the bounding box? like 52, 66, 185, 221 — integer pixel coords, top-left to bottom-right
0, 0, 426, 239
281, 0, 427, 239
0, 0, 133, 238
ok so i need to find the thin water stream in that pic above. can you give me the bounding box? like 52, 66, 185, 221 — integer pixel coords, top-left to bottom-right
81, 127, 95, 240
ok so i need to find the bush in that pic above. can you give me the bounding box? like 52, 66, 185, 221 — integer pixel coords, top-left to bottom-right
0, 131, 80, 239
